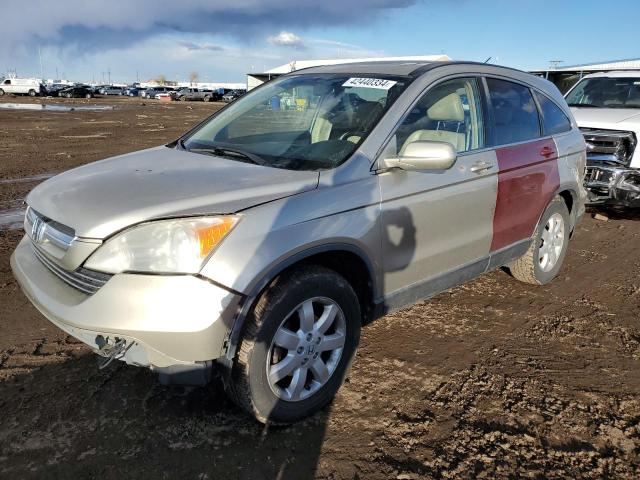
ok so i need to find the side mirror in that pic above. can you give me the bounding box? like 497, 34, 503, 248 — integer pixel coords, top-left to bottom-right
383, 141, 457, 171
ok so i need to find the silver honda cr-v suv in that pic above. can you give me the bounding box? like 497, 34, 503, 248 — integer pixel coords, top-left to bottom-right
11, 61, 586, 423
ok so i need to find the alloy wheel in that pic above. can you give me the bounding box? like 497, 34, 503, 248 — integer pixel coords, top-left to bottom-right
538, 212, 565, 272
266, 297, 346, 402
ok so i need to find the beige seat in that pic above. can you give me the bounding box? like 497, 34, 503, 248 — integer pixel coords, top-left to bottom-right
400, 93, 466, 155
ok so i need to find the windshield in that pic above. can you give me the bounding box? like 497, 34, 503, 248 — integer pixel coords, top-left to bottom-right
182, 74, 410, 170
566, 77, 640, 108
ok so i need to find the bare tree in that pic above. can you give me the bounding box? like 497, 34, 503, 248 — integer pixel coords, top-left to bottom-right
189, 71, 199, 86
155, 74, 167, 85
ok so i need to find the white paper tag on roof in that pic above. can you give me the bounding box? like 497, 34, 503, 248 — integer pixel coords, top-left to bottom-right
342, 78, 397, 90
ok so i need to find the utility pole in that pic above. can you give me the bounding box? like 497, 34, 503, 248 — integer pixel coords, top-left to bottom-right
549, 60, 564, 70
38, 46, 44, 80
108, 68, 111, 85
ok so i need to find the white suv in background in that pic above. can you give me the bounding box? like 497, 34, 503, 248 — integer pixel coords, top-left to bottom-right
566, 71, 640, 207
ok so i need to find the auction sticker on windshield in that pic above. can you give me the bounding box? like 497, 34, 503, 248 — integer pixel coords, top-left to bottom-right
342, 78, 398, 90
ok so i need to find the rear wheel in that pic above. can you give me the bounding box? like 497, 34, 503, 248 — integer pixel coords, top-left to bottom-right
229, 266, 361, 424
0, 89, 4, 96
508, 196, 570, 285
203, 95, 211, 102
85, 93, 92, 99
28, 89, 36, 96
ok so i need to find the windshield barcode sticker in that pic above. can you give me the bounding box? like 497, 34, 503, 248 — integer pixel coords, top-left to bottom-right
342, 78, 397, 90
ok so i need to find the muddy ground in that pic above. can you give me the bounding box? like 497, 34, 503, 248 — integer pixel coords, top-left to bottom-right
0, 96, 639, 479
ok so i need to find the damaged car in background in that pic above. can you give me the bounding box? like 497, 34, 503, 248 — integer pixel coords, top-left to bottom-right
566, 71, 640, 207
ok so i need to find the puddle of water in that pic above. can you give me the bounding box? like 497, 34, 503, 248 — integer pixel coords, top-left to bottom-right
0, 172, 56, 185
0, 103, 114, 112
0, 208, 25, 230
0, 200, 25, 231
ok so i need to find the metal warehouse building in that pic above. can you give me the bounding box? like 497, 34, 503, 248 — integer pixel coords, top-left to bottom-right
246, 55, 451, 90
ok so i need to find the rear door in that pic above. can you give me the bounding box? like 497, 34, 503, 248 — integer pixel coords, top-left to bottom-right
378, 76, 498, 297
484, 78, 560, 252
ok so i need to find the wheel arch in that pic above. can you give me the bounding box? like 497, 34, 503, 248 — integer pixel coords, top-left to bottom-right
222, 242, 378, 363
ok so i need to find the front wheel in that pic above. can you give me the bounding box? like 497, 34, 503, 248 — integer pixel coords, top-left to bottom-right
229, 266, 361, 424
203, 95, 211, 102
508, 196, 570, 285
0, 88, 4, 96
28, 89, 36, 96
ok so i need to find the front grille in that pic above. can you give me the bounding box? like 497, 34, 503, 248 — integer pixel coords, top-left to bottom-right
580, 128, 636, 166
25, 207, 75, 251
32, 244, 111, 295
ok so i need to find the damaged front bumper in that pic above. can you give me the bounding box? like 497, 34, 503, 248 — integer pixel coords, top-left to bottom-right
10, 236, 242, 384
584, 164, 640, 207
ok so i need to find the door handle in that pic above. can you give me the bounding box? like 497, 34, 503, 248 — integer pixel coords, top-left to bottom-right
470, 161, 493, 173
540, 146, 555, 157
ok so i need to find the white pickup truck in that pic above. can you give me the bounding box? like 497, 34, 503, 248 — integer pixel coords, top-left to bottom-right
0, 77, 44, 96
566, 71, 640, 207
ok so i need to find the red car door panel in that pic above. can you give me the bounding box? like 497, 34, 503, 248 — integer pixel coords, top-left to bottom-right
491, 138, 560, 251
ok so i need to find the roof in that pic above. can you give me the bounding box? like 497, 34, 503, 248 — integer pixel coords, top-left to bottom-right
251, 55, 451, 76
578, 70, 640, 78
532, 57, 640, 73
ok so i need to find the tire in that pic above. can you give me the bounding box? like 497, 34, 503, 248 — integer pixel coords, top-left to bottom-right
229, 266, 361, 424
85, 93, 92, 99
508, 196, 570, 285
0, 89, 4, 96
203, 95, 211, 102
28, 89, 36, 97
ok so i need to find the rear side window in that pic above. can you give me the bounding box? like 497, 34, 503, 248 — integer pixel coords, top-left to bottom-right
534, 91, 572, 135
486, 78, 541, 145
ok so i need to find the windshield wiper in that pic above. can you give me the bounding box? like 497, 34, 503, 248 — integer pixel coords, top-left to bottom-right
567, 103, 601, 108
188, 145, 265, 166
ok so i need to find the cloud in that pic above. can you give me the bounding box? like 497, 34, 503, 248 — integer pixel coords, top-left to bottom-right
267, 31, 306, 48
1, 0, 416, 53
0, 0, 417, 81
178, 41, 224, 52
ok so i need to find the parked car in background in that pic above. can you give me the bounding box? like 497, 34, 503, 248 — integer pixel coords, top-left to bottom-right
143, 86, 175, 99
11, 61, 586, 424
100, 86, 125, 95
566, 71, 640, 207
0, 77, 44, 96
222, 89, 246, 102
58, 85, 94, 99
172, 87, 215, 102
123, 85, 144, 96
44, 83, 70, 97
92, 85, 109, 94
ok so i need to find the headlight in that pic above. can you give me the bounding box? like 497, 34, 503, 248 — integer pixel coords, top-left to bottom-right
85, 216, 238, 274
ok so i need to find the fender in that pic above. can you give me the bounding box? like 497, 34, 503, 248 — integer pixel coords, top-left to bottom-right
220, 242, 379, 366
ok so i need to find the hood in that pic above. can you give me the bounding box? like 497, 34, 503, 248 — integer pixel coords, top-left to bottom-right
27, 146, 319, 239
570, 107, 640, 128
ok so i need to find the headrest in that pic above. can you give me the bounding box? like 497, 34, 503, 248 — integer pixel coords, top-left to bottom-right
427, 93, 464, 122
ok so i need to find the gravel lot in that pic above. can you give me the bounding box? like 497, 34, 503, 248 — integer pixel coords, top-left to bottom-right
0, 96, 639, 479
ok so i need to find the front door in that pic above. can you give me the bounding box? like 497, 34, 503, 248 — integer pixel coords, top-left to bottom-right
378, 77, 497, 300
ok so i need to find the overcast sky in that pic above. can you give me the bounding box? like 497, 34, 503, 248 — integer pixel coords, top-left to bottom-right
2, 0, 639, 84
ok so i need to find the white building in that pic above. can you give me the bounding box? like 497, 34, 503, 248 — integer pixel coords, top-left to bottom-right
246, 54, 451, 90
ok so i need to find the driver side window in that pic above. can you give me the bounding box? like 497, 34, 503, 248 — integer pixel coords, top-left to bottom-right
394, 77, 485, 155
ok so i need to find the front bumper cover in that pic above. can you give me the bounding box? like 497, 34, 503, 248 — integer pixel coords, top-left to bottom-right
584, 164, 640, 207
11, 236, 241, 369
